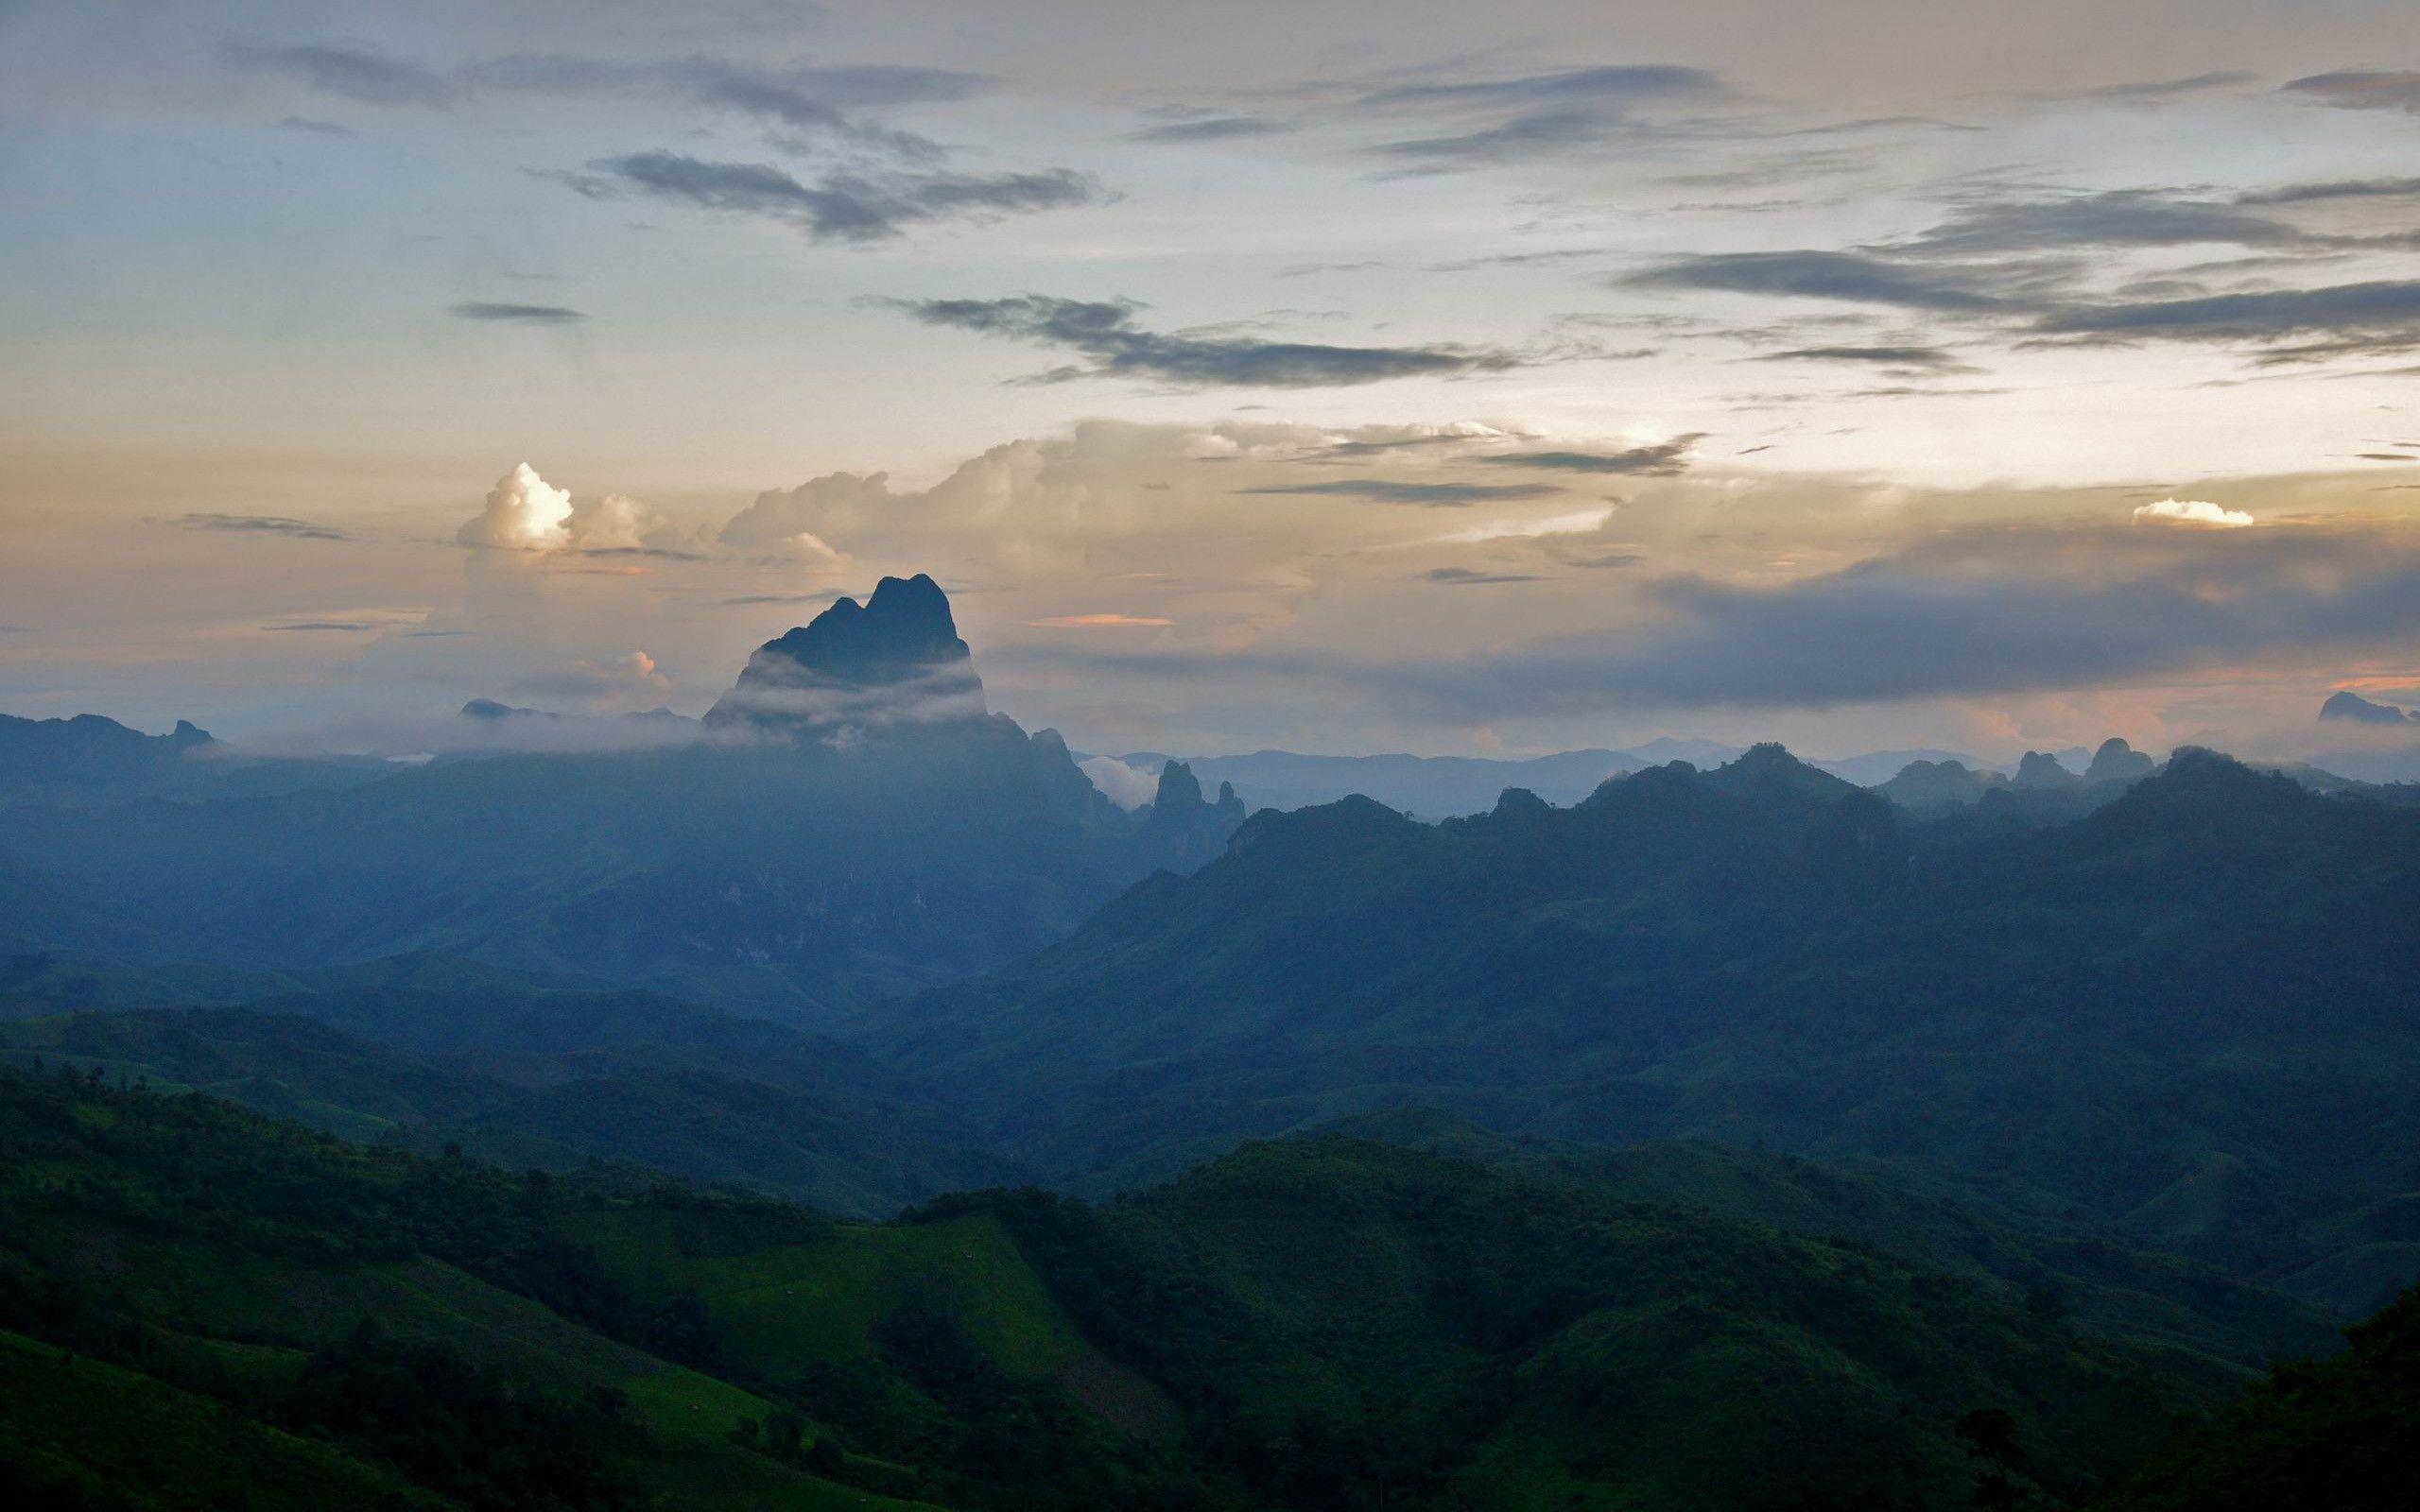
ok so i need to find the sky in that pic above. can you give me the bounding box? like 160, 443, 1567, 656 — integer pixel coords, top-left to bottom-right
5, 0, 2420, 768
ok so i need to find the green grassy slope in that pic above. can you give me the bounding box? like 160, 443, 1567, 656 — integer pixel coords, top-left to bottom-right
2092, 1285, 2420, 1511
0, 992, 1028, 1218
0, 1063, 2386, 1511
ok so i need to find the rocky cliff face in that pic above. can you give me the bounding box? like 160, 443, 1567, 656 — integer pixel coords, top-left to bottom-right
704, 574, 987, 741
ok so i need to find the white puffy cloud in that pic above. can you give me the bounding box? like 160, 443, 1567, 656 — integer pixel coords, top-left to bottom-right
458, 464, 707, 557
1080, 754, 1159, 809
510, 649, 674, 709
2133, 498, 2256, 528
719, 471, 896, 552
458, 463, 574, 549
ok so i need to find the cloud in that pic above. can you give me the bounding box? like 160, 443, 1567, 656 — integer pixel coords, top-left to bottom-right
458, 463, 574, 550
1027, 613, 1174, 627
1016, 524, 2420, 714
472, 56, 983, 154
2134, 498, 2256, 528
2283, 71, 2420, 113
719, 472, 894, 551
1621, 250, 2040, 312
274, 116, 355, 137
1442, 507, 1619, 542
1753, 345, 1975, 372
451, 301, 585, 323
262, 620, 381, 632
1241, 479, 1564, 506
2237, 177, 2420, 206
1128, 115, 1293, 144
510, 649, 672, 709
1421, 566, 1544, 584
1890, 190, 2312, 256
2032, 71, 2257, 102
222, 40, 454, 107
1352, 63, 1726, 165
890, 295, 1522, 387
453, 464, 700, 558
2029, 279, 2420, 359
1478, 436, 1702, 475
1079, 754, 1158, 809
546, 151, 1103, 243
179, 513, 351, 541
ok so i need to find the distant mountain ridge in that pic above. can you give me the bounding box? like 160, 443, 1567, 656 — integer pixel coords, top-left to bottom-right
0, 576, 1247, 1016
862, 745, 2420, 1312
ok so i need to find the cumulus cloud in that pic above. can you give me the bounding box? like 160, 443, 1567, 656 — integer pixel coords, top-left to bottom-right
2134, 498, 2256, 528
510, 649, 673, 709
718, 472, 894, 552
889, 295, 1522, 387
455, 464, 700, 557
458, 463, 575, 550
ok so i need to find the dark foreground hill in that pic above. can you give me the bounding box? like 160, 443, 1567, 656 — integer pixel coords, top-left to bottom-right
0, 953, 1023, 1218
0, 1067, 2356, 1512
863, 747, 2420, 1308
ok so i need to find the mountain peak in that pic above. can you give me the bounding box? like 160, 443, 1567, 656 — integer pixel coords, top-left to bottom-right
704, 572, 986, 737
2014, 750, 2075, 789
2085, 737, 2156, 784
1152, 758, 1205, 813
2320, 690, 2411, 725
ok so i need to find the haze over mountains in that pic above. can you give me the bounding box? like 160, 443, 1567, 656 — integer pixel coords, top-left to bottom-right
4, 572, 2417, 1509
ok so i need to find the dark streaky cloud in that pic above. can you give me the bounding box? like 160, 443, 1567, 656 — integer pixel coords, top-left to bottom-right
892, 295, 1522, 387
1241, 479, 1564, 506
551, 151, 1102, 243
1753, 345, 1972, 371
179, 513, 351, 541
1000, 529, 2420, 715
223, 40, 453, 106
1621, 250, 2042, 311
2238, 177, 2420, 205
1479, 436, 1703, 475
1422, 567, 1545, 584
1128, 115, 1294, 144
2284, 71, 2420, 113
452, 301, 585, 324
1355, 63, 1725, 165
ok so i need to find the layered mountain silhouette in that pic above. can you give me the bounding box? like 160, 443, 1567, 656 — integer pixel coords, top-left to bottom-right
864, 745, 2420, 1308
0, 576, 1244, 1015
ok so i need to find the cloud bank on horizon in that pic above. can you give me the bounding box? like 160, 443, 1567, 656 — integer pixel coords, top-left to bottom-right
1, 0, 2419, 764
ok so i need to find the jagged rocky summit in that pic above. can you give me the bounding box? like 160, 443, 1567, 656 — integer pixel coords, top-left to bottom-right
704, 573, 987, 740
